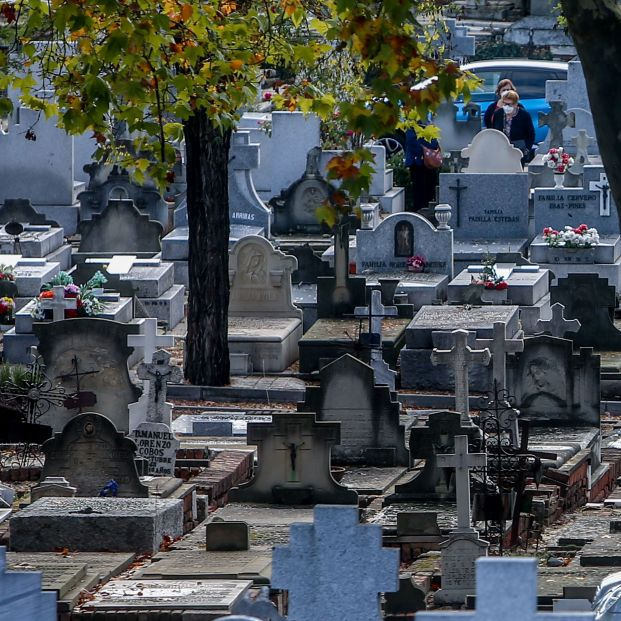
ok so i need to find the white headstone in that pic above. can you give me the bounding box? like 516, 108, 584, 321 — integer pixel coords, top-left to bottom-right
461, 130, 524, 173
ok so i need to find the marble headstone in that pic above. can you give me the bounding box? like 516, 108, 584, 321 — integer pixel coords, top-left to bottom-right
461, 129, 524, 173
130, 422, 180, 476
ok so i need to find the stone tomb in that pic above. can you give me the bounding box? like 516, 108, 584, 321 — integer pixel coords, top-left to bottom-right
298, 354, 409, 466
40, 412, 148, 497
33, 319, 141, 432
550, 273, 621, 350
400, 305, 520, 390
506, 335, 600, 426
228, 412, 358, 505
0, 547, 56, 620
76, 198, 163, 261
356, 211, 453, 307
228, 236, 302, 372
10, 497, 183, 554
272, 505, 399, 621
0, 256, 60, 301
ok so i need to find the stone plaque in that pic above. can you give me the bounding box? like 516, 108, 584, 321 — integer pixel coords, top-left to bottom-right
40, 412, 148, 497
130, 422, 180, 476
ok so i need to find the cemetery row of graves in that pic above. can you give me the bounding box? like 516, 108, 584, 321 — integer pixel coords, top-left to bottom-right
1, 52, 621, 620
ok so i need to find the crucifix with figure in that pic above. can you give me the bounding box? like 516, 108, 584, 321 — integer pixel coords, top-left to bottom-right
431, 329, 491, 426
136, 348, 182, 424
275, 422, 313, 483
589, 171, 611, 217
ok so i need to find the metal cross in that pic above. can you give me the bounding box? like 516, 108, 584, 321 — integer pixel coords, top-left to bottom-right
589, 172, 611, 217
537, 101, 575, 149
475, 322, 524, 392
57, 355, 98, 412
431, 329, 491, 425
437, 435, 486, 533
535, 302, 581, 338
40, 285, 77, 322
448, 178, 467, 226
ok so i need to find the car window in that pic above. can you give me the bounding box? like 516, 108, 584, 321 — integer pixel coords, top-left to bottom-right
510, 69, 563, 99
470, 69, 511, 96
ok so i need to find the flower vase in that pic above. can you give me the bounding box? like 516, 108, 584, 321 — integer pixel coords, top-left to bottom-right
553, 172, 565, 189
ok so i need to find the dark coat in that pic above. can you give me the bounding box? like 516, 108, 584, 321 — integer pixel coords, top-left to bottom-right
404, 128, 440, 167
491, 106, 535, 150
484, 101, 526, 129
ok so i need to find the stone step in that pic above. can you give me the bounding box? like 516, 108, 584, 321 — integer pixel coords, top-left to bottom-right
379, 186, 405, 214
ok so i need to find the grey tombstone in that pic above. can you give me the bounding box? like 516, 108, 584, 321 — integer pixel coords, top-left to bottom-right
40, 412, 148, 497
31, 476, 77, 502
290, 244, 333, 284
34, 318, 141, 432
136, 349, 182, 425
271, 505, 399, 621
474, 322, 524, 392
130, 421, 180, 476
0, 199, 59, 227
570, 130, 593, 175
506, 335, 600, 426
298, 354, 409, 466
550, 273, 621, 350
535, 302, 581, 338
78, 199, 163, 255
270, 146, 334, 235
433, 101, 481, 152
206, 521, 250, 552
229, 131, 271, 236
385, 573, 427, 616
230, 587, 285, 621
431, 329, 491, 426
356, 211, 453, 278
385, 411, 481, 503
538, 101, 575, 149
228, 412, 358, 505
438, 173, 529, 241
419, 557, 594, 620
0, 547, 56, 620
435, 18, 475, 59
433, 436, 489, 606
584, 165, 617, 221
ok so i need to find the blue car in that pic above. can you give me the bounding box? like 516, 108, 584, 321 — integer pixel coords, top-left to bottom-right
457, 59, 569, 144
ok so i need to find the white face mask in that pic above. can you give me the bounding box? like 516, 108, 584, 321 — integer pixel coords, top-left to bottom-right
503, 105, 515, 114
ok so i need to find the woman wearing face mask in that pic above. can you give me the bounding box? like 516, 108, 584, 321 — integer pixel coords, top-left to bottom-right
483, 78, 517, 128
491, 90, 536, 165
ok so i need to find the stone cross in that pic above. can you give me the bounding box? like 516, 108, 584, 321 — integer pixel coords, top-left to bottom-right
354, 289, 398, 342
589, 171, 612, 217
416, 557, 594, 621
436, 435, 486, 533
475, 322, 524, 392
271, 505, 399, 621
438, 18, 475, 59
40, 285, 77, 322
128, 318, 175, 364
431, 329, 491, 425
538, 101, 575, 149
535, 302, 581, 338
136, 349, 183, 424
570, 129, 592, 174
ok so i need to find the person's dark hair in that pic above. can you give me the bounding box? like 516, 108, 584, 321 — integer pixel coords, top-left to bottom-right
496, 78, 515, 97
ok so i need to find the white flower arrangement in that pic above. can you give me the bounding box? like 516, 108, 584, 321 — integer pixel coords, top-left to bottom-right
543, 224, 600, 248
542, 147, 574, 173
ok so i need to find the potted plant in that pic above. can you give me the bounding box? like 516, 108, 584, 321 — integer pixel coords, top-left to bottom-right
542, 147, 574, 188
470, 255, 509, 303
542, 224, 599, 263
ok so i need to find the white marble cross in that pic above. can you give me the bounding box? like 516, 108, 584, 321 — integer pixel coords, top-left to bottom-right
437, 435, 486, 533
137, 349, 183, 424
431, 329, 491, 425
354, 289, 398, 339
106, 255, 138, 275
570, 129, 592, 174
536, 302, 581, 338
40, 285, 77, 322
475, 322, 524, 392
589, 171, 611, 217
128, 318, 175, 364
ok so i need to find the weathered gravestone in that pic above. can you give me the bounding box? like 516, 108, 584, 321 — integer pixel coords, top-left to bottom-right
550, 273, 621, 349
130, 422, 180, 476
290, 244, 333, 284
506, 335, 600, 426
461, 129, 524, 173
206, 520, 250, 552
0, 547, 56, 620
433, 435, 489, 606
474, 322, 524, 392
270, 146, 333, 234
228, 412, 358, 505
0, 199, 59, 227
384, 573, 427, 617
298, 354, 409, 466
535, 302, 581, 338
40, 412, 148, 497
417, 557, 594, 620
77, 198, 163, 256
272, 505, 399, 621
228, 235, 303, 372
34, 318, 141, 432
385, 411, 481, 503
31, 476, 77, 502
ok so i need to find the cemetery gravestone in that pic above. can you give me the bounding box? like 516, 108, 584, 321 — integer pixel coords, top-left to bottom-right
130, 422, 180, 476
34, 318, 141, 432
461, 130, 524, 173
31, 476, 77, 502
474, 322, 524, 392
0, 199, 59, 227
433, 101, 481, 153
298, 354, 409, 466
206, 521, 250, 552
228, 412, 358, 505
272, 505, 399, 621
536, 302, 581, 338
40, 412, 148, 497
506, 335, 600, 426
136, 349, 182, 425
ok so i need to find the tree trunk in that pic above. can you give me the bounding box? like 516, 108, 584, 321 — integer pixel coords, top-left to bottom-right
183, 109, 231, 385
561, 0, 621, 224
